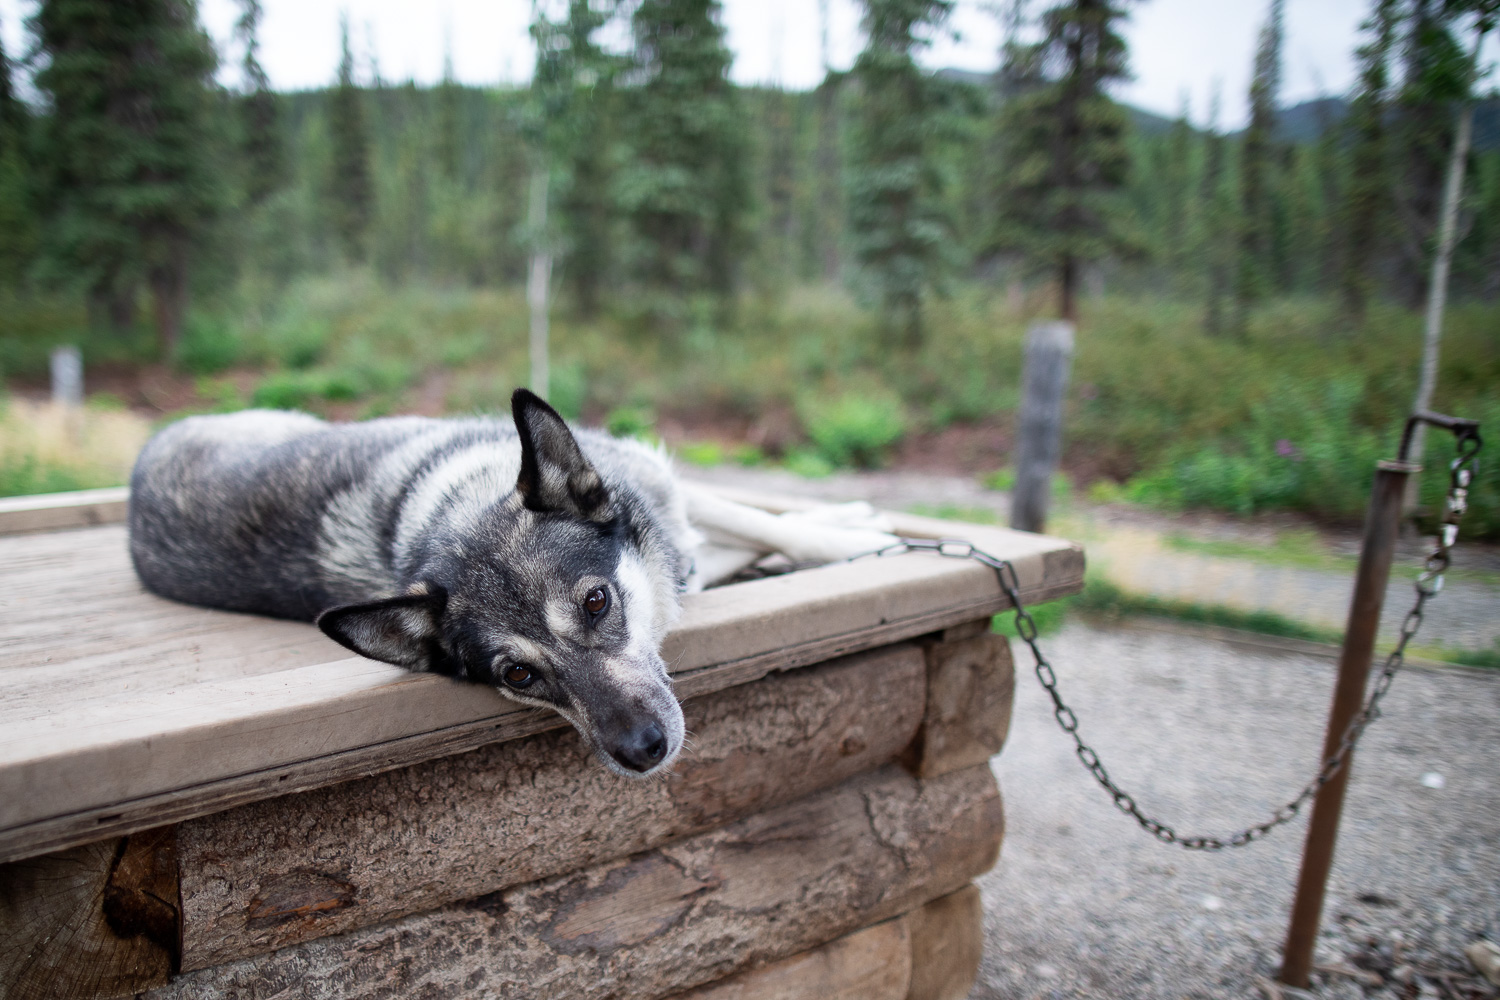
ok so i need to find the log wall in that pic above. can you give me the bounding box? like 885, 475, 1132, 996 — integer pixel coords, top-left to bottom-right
1, 620, 1018, 1000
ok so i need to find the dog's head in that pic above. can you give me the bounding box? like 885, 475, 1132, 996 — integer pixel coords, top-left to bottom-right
317, 389, 685, 778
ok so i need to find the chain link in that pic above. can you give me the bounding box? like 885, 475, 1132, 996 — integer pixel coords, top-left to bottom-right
850, 425, 1482, 851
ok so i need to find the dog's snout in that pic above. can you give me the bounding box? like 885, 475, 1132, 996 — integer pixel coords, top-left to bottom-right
611, 722, 667, 773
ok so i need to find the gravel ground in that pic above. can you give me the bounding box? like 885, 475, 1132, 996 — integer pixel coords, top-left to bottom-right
974, 621, 1500, 999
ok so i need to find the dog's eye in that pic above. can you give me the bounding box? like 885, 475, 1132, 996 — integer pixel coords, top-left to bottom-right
584, 587, 610, 619
503, 664, 535, 689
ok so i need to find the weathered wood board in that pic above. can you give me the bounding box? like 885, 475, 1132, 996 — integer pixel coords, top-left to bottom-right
0, 486, 128, 536
177, 645, 927, 968
0, 485, 1080, 864
144, 763, 1003, 1000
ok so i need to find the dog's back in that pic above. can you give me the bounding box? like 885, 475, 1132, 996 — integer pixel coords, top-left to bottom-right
128, 409, 690, 621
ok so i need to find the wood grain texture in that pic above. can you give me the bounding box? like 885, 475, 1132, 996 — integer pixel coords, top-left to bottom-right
1, 487, 1077, 863
667, 917, 911, 1000
908, 633, 1016, 779
177, 646, 926, 969
905, 884, 984, 1000
0, 487, 128, 536
146, 763, 1003, 1000
0, 826, 177, 1000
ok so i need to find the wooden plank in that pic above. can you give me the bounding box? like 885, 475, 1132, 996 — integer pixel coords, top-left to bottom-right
177, 646, 927, 969
0, 487, 128, 536
905, 884, 985, 1000
906, 632, 1016, 779
0, 826, 178, 1000
667, 917, 911, 1000
144, 763, 1003, 1000
0, 490, 1079, 863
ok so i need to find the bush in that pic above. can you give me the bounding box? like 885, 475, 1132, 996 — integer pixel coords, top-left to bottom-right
798, 386, 906, 468
175, 314, 243, 374
606, 406, 655, 439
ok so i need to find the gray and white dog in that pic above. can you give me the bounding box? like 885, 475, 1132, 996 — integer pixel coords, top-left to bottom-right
129, 389, 894, 778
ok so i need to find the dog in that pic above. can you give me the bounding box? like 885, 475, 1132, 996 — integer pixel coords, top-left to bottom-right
128, 389, 896, 777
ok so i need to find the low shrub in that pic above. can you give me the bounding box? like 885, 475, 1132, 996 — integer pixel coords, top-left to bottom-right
798, 386, 906, 468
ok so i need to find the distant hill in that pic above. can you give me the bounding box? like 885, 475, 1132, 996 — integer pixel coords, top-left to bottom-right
933, 67, 1499, 151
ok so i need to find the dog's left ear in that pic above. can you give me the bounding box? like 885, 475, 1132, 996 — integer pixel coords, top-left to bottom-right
317, 587, 448, 670
511, 388, 614, 522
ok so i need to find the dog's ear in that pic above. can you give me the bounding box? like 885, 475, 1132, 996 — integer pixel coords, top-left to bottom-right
317, 587, 447, 670
511, 388, 614, 521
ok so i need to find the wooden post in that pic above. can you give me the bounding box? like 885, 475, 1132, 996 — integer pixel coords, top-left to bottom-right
50, 346, 83, 408
526, 169, 551, 402
1010, 320, 1074, 534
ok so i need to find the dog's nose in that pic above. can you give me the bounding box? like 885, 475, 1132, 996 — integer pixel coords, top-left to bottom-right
612, 722, 667, 773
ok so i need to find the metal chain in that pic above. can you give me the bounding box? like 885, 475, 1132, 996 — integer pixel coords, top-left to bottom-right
850, 428, 1482, 851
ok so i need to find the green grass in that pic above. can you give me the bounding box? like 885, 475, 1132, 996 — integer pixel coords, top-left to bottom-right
3, 276, 1496, 536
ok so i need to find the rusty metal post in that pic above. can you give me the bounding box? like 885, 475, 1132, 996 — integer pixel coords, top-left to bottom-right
1279, 459, 1415, 987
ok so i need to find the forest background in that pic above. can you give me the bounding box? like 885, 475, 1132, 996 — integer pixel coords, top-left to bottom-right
0, 0, 1497, 539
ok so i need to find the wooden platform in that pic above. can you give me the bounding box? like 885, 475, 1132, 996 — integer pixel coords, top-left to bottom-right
0, 483, 1083, 865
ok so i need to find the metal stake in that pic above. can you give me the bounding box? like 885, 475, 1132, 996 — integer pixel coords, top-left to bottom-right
1279, 458, 1412, 986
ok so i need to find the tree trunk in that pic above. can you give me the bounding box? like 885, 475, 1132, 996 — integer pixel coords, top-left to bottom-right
1059, 254, 1078, 322
149, 242, 188, 359
1404, 26, 1484, 515
527, 169, 551, 402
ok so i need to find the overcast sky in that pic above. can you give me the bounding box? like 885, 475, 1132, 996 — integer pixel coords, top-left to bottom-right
1, 0, 1493, 129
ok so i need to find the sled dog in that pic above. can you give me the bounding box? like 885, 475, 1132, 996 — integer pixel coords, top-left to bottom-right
129, 389, 895, 777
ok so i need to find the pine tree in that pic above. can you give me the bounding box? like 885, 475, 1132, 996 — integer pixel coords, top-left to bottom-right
328, 14, 373, 262
1341, 0, 1402, 318
991, 0, 1136, 322
236, 0, 284, 205
624, 0, 751, 297
1199, 88, 1233, 334
32, 0, 224, 352
1393, 0, 1471, 306
532, 0, 624, 315
1234, 0, 1284, 326
436, 42, 461, 183
848, 0, 955, 344
0, 21, 37, 287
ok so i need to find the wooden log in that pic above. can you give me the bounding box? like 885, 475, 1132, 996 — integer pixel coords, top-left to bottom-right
666, 917, 912, 1000
907, 630, 1016, 779
0, 826, 177, 1000
146, 763, 1003, 1000
178, 646, 927, 969
905, 884, 984, 1000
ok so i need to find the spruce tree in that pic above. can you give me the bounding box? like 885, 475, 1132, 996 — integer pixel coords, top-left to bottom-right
991, 0, 1136, 322
624, 0, 750, 297
236, 0, 284, 206
437, 44, 461, 183
32, 0, 224, 351
532, 0, 623, 315
0, 22, 36, 287
1393, 0, 1471, 306
1199, 91, 1233, 335
1341, 0, 1402, 318
328, 14, 373, 262
1234, 0, 1284, 326
848, 0, 955, 345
